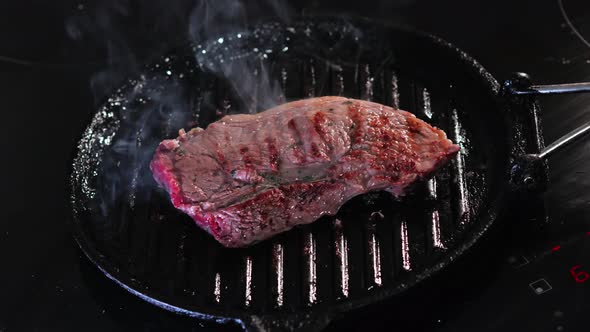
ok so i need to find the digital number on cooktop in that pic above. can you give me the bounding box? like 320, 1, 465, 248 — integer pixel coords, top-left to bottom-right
570, 265, 589, 283
536, 231, 590, 289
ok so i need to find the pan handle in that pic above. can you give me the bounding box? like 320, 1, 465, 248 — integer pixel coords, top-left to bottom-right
508, 82, 590, 95
509, 122, 590, 192
504, 73, 590, 191
510, 121, 590, 191
503, 72, 590, 96
537, 121, 590, 159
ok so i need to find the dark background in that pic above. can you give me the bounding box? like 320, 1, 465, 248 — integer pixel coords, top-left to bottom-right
2, 0, 590, 331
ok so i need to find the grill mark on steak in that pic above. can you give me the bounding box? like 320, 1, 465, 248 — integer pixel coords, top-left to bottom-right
287, 118, 307, 163
311, 110, 336, 160
312, 111, 327, 140
310, 142, 320, 158
264, 137, 281, 171
240, 146, 253, 166
224, 130, 231, 147
215, 150, 228, 172
151, 96, 460, 247
346, 103, 365, 145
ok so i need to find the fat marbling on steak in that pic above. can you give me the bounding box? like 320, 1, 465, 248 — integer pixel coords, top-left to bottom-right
150, 96, 460, 247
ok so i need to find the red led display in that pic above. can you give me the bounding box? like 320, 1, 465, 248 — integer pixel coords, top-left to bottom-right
570, 265, 590, 283
552, 245, 561, 252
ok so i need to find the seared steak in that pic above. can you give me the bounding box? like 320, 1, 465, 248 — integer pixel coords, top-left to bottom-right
150, 96, 460, 247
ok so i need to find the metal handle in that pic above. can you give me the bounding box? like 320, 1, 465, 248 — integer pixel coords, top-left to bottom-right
505, 73, 590, 192
510, 98, 590, 192
538, 121, 590, 159
503, 73, 590, 159
510, 122, 590, 192
511, 82, 590, 95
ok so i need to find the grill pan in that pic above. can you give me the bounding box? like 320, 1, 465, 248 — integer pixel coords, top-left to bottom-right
69, 16, 587, 331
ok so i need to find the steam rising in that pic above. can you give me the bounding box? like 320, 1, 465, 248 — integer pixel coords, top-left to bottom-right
93, 75, 192, 212
66, 0, 194, 103
69, 0, 293, 208
67, 0, 291, 107
189, 0, 290, 111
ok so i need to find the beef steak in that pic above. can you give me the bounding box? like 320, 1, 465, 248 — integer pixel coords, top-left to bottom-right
150, 96, 460, 247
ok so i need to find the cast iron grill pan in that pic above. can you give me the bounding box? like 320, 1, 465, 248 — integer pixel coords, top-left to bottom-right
70, 17, 540, 331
